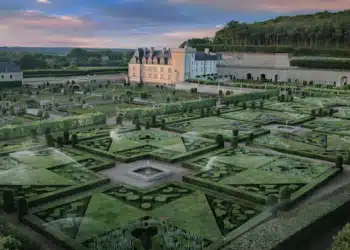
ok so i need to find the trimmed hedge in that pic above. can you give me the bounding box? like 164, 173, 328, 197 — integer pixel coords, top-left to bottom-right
224, 90, 279, 103
0, 112, 106, 140
223, 184, 350, 250
122, 98, 216, 119
23, 68, 127, 78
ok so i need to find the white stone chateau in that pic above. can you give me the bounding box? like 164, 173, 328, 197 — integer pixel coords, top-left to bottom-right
218, 53, 350, 86
128, 44, 222, 84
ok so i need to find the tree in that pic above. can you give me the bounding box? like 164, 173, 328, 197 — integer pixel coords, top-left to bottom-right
215, 134, 225, 147
151, 114, 157, 127
132, 114, 139, 125
311, 109, 316, 117
63, 130, 70, 145
43, 111, 50, 119
71, 134, 78, 147
160, 119, 166, 129
318, 108, 323, 117
242, 102, 247, 109
332, 223, 350, 250
251, 101, 256, 109
259, 100, 264, 109
206, 108, 211, 117
116, 115, 123, 125
188, 106, 193, 113
216, 109, 221, 117
329, 108, 334, 117
37, 110, 43, 118
31, 129, 37, 142
200, 108, 205, 118
3, 189, 15, 213
247, 132, 254, 144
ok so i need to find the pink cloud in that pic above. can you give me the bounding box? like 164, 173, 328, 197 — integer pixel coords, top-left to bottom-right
168, 0, 350, 12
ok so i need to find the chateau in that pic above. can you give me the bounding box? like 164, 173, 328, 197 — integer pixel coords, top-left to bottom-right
218, 53, 349, 86
0, 62, 22, 88
128, 44, 222, 84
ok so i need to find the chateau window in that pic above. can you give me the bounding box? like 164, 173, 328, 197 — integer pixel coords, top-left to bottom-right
168, 68, 172, 73
1, 75, 3, 79
10, 75, 12, 79
160, 67, 164, 73
157, 58, 160, 64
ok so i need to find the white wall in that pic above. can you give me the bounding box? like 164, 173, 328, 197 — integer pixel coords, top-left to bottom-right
0, 72, 22, 82
222, 53, 290, 68
218, 66, 350, 86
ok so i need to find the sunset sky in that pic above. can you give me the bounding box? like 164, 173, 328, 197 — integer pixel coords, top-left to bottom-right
0, 0, 349, 48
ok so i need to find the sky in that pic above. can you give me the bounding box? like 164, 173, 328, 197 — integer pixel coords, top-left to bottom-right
0, 0, 349, 49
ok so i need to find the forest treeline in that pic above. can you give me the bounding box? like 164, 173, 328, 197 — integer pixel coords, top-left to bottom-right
180, 10, 350, 56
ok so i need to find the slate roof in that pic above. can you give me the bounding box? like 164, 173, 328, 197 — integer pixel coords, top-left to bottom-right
0, 62, 21, 72
195, 52, 221, 61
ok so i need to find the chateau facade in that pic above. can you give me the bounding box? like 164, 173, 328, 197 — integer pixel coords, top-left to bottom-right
128, 46, 222, 84
0, 62, 22, 88
218, 53, 350, 86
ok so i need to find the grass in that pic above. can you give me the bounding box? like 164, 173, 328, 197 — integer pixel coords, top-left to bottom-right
253, 129, 350, 161
165, 117, 268, 141
27, 182, 264, 249
221, 109, 312, 125
77, 129, 218, 162
302, 117, 350, 136
183, 147, 338, 204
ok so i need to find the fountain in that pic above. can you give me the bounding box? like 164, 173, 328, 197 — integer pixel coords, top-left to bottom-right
127, 160, 173, 182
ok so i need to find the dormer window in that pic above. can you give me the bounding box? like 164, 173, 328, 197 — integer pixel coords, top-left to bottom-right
164, 58, 168, 64
10, 75, 12, 79
157, 58, 160, 64
160, 58, 164, 65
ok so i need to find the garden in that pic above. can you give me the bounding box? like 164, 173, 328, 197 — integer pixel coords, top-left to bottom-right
164, 117, 269, 141
221, 109, 312, 125
77, 129, 219, 162
183, 147, 338, 205
252, 129, 350, 161
0, 147, 112, 207
302, 117, 350, 136
25, 182, 266, 250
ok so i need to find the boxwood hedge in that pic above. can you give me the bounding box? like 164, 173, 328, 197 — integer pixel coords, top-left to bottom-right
0, 112, 106, 140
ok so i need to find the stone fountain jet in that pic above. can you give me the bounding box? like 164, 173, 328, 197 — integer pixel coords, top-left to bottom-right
127, 160, 173, 182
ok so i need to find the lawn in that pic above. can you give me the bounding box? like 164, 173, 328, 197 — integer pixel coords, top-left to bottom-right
139, 112, 202, 127
183, 147, 338, 204
27, 182, 265, 250
221, 109, 312, 125
334, 107, 350, 119
164, 117, 268, 141
0, 116, 34, 128
0, 147, 111, 206
302, 117, 350, 136
263, 101, 316, 114
252, 129, 350, 161
77, 129, 218, 162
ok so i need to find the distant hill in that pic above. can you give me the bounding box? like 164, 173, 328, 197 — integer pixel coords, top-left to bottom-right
180, 10, 350, 55
0, 47, 134, 55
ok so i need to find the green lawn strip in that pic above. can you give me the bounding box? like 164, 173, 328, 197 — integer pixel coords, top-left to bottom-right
108, 137, 144, 152
0, 141, 44, 155
149, 136, 187, 153
75, 193, 147, 243
222, 183, 350, 250
263, 102, 315, 114
149, 190, 222, 241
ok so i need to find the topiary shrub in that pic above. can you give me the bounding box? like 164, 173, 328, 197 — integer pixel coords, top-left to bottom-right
56, 137, 63, 148
45, 133, 54, 147
215, 134, 225, 147
242, 102, 247, 109
71, 134, 78, 147
200, 108, 205, 118
251, 101, 256, 109
206, 108, 211, 117
116, 115, 123, 125
336, 156, 344, 170
132, 114, 139, 124
232, 129, 239, 137
63, 130, 70, 145
160, 119, 166, 129
259, 100, 264, 109
216, 109, 221, 117
151, 114, 157, 127
329, 108, 334, 117
3, 189, 15, 214
311, 109, 316, 117
231, 137, 238, 149
145, 121, 150, 130
188, 105, 193, 113
16, 197, 28, 221
318, 108, 323, 117
135, 120, 141, 130
279, 186, 292, 207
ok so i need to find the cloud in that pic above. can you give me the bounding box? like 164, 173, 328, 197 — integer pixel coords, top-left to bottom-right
167, 0, 350, 12
37, 0, 51, 4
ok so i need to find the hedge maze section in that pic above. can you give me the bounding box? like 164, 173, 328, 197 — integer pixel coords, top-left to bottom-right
183, 148, 339, 205
0, 147, 111, 207
25, 182, 268, 250
139, 112, 202, 127
76, 130, 219, 163
221, 109, 313, 125
302, 117, 350, 136
253, 129, 350, 161
164, 117, 269, 141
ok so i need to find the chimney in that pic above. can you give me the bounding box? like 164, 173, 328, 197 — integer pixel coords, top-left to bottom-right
204, 48, 210, 54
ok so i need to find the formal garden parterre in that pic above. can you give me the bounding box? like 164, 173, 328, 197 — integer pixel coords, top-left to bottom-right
76, 129, 219, 163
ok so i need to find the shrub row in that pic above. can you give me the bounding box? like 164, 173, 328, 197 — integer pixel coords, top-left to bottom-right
23, 68, 128, 78
291, 59, 350, 70
224, 89, 279, 103
0, 112, 106, 140
122, 98, 216, 119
